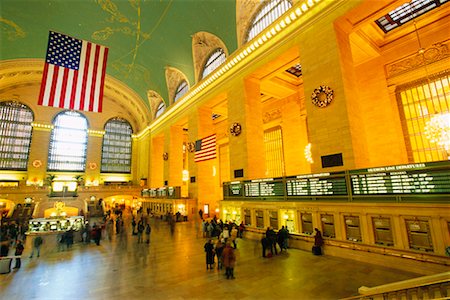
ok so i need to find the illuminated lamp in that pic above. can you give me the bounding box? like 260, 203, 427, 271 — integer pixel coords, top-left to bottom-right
223, 209, 228, 214
304, 143, 313, 163
283, 214, 289, 220
301, 3, 308, 12
232, 211, 237, 215
270, 28, 276, 35
182, 170, 189, 181
215, 208, 220, 213
307, 0, 314, 7
295, 8, 302, 16
425, 113, 450, 155
275, 24, 281, 32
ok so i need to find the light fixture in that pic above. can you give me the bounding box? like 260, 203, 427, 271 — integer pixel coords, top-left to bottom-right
304, 143, 313, 163
425, 113, 450, 156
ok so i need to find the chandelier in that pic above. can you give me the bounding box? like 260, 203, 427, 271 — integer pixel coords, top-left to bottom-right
425, 113, 450, 154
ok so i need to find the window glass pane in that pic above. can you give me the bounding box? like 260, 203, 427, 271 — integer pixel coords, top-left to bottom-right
375, 0, 449, 33
156, 101, 166, 118
0, 101, 34, 170
245, 0, 292, 43
174, 80, 189, 102
101, 118, 133, 173
264, 126, 285, 177
397, 70, 450, 162
48, 111, 88, 171
201, 48, 226, 79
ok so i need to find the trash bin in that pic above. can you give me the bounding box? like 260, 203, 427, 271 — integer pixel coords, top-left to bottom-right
0, 257, 12, 274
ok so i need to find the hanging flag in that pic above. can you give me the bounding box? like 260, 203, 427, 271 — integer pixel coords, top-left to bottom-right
38, 31, 109, 113
194, 134, 217, 162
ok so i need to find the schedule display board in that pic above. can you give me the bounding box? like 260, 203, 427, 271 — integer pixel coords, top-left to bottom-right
243, 178, 284, 197
286, 172, 347, 196
350, 162, 450, 195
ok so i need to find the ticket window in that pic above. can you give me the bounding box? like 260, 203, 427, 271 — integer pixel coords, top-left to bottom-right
244, 208, 251, 226
372, 217, 394, 246
345, 215, 362, 242
282, 210, 295, 233
256, 210, 264, 228
405, 218, 434, 252
321, 214, 335, 238
301, 212, 313, 235
269, 210, 278, 230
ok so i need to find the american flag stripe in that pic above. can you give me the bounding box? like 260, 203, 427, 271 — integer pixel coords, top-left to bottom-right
38, 31, 108, 113
194, 134, 217, 162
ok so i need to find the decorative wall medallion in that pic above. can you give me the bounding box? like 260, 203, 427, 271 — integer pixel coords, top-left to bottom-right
311, 85, 334, 108
187, 142, 196, 153
230, 122, 242, 136
163, 152, 169, 160
88, 162, 97, 170
32, 159, 42, 168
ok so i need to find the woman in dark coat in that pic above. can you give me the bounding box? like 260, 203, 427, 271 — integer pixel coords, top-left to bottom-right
204, 239, 215, 270
313, 228, 324, 255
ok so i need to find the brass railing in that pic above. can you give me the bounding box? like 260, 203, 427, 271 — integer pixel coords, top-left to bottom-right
341, 272, 450, 300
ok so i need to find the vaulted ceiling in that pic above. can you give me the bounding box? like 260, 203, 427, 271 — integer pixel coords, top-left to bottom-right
1, 0, 237, 109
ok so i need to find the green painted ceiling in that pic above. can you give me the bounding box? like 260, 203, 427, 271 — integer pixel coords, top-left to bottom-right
1, 0, 237, 109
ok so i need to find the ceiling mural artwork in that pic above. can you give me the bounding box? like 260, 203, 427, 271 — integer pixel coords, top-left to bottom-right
1, 0, 237, 109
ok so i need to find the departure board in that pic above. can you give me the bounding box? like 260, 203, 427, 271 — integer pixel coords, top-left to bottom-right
286, 172, 347, 196
228, 182, 243, 196
244, 178, 284, 197
350, 162, 450, 195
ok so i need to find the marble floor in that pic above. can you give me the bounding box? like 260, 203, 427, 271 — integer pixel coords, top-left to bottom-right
1, 216, 421, 300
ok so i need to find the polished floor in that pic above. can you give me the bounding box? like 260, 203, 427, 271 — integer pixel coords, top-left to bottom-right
1, 215, 421, 300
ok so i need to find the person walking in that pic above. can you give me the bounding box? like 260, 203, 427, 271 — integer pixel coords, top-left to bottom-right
29, 235, 43, 258
13, 240, 24, 269
204, 239, 215, 270
145, 223, 151, 244
222, 242, 236, 279
137, 220, 144, 243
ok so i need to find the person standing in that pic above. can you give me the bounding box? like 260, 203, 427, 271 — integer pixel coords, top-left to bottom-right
29, 235, 43, 258
215, 238, 224, 270
313, 228, 324, 255
204, 239, 215, 270
145, 223, 151, 244
13, 240, 24, 269
222, 242, 236, 279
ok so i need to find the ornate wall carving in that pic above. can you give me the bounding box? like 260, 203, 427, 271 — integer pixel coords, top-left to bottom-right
165, 67, 190, 105
192, 31, 229, 83
263, 108, 282, 123
385, 41, 450, 78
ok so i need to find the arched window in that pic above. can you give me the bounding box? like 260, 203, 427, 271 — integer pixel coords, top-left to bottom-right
48, 111, 88, 171
174, 80, 189, 102
101, 118, 133, 173
245, 0, 292, 43
201, 48, 226, 79
0, 101, 34, 170
155, 101, 166, 118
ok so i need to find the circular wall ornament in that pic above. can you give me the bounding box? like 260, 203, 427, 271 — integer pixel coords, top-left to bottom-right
88, 162, 97, 170
230, 122, 242, 136
163, 152, 169, 160
311, 85, 334, 108
32, 159, 43, 168
187, 142, 196, 153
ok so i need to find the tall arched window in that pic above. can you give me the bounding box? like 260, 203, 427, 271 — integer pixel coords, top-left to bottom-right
201, 48, 226, 79
174, 80, 189, 102
0, 101, 34, 170
155, 101, 166, 118
245, 0, 292, 43
101, 118, 133, 173
48, 111, 88, 171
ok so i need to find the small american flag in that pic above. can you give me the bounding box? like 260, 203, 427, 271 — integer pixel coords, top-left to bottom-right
38, 31, 109, 113
194, 134, 217, 162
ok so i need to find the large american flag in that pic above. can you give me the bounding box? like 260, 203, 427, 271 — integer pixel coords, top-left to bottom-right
194, 134, 217, 162
38, 31, 109, 113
